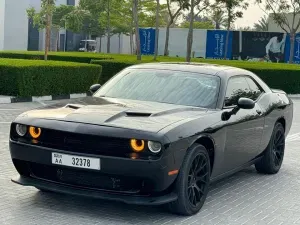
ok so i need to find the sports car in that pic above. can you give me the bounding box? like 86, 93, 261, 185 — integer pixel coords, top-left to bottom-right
10, 63, 293, 215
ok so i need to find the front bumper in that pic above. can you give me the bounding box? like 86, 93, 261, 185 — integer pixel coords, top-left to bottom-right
10, 140, 179, 205
12, 175, 177, 205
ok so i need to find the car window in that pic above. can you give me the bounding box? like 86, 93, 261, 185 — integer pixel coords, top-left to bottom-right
224, 76, 251, 107
245, 77, 264, 101
95, 69, 221, 108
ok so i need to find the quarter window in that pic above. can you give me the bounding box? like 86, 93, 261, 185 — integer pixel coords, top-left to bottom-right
245, 77, 263, 101
224, 77, 251, 107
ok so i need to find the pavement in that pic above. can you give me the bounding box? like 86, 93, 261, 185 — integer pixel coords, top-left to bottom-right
1, 99, 300, 225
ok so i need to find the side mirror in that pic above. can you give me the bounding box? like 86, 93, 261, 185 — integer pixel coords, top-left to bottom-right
89, 84, 101, 94
237, 98, 255, 110
221, 97, 255, 121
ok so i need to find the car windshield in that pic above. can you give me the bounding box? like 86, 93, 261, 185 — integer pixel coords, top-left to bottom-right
95, 69, 220, 108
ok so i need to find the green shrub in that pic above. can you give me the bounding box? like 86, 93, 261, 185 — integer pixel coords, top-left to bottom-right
91, 59, 300, 94
0, 59, 102, 97
0, 51, 113, 63
2, 51, 300, 94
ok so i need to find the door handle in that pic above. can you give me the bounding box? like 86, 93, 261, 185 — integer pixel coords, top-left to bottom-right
256, 110, 262, 115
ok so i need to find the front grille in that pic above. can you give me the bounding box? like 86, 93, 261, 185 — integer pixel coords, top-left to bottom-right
12, 127, 133, 157
29, 162, 147, 194
42, 130, 132, 157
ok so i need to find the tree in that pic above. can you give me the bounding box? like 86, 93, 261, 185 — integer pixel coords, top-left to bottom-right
52, 5, 74, 51
257, 0, 300, 63
209, 5, 227, 29
180, 21, 214, 29
139, 0, 168, 27
154, 0, 160, 60
164, 0, 189, 56
216, 0, 248, 59
186, 0, 210, 62
63, 7, 92, 34
183, 12, 209, 22
27, 0, 56, 60
133, 0, 141, 60
253, 15, 269, 31
110, 4, 132, 53
238, 26, 253, 31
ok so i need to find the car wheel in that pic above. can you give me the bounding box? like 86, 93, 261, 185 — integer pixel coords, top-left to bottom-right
255, 122, 285, 174
168, 144, 211, 216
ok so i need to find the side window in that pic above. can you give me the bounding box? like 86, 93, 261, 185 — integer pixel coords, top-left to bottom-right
224, 77, 251, 107
245, 77, 264, 101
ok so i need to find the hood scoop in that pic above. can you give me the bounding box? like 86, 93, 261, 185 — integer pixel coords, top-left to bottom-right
64, 104, 84, 110
125, 112, 152, 117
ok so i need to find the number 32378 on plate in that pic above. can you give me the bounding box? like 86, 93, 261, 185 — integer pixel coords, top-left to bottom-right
52, 152, 100, 170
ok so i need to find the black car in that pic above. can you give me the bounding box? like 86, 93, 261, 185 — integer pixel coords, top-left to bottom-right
10, 63, 293, 216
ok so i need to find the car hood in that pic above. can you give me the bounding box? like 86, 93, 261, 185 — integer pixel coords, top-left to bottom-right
17, 97, 216, 133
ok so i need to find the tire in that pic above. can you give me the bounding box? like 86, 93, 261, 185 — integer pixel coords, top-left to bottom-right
168, 144, 211, 216
255, 122, 285, 174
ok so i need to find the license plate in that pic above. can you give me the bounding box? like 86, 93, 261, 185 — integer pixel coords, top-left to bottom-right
52, 152, 100, 170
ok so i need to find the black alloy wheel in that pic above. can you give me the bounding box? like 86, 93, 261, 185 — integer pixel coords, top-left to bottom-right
272, 128, 285, 167
255, 122, 285, 174
168, 144, 211, 216
187, 154, 210, 207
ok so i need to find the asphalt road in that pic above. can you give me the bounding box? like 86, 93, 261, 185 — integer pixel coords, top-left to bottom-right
1, 99, 300, 225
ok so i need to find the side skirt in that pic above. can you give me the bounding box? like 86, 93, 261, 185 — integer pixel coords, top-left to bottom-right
210, 156, 263, 183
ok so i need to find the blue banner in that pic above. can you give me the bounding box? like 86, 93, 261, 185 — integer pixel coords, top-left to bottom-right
139, 28, 156, 55
206, 30, 233, 59
284, 33, 300, 63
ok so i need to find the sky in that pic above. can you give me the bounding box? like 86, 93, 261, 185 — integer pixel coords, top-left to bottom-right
235, 2, 265, 28
161, 0, 266, 28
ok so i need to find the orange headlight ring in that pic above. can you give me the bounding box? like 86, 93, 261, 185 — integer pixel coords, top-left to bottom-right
29, 126, 42, 139
130, 139, 145, 152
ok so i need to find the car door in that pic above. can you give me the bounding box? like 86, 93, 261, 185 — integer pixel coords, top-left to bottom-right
223, 76, 265, 171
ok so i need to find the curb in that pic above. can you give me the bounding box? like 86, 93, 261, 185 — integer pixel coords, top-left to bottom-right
0, 93, 89, 104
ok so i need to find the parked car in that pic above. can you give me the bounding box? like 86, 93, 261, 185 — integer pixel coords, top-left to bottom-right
78, 40, 97, 52
9, 63, 293, 215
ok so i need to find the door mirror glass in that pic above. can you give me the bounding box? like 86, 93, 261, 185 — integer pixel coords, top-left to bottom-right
90, 84, 101, 94
237, 97, 255, 109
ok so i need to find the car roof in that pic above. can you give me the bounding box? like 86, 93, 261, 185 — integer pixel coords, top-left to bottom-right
129, 62, 253, 77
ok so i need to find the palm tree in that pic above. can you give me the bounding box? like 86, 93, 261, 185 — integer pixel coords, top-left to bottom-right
254, 16, 269, 31
210, 7, 227, 29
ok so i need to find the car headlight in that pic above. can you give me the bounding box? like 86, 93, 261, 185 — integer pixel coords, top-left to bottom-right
130, 139, 145, 152
148, 141, 162, 153
15, 124, 27, 136
29, 126, 42, 139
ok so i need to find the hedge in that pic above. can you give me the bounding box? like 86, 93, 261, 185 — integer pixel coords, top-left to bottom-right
0, 51, 113, 64
0, 59, 102, 97
91, 59, 300, 94
2, 51, 300, 93
91, 59, 137, 83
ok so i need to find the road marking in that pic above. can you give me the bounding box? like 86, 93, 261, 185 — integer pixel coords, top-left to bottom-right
286, 132, 300, 143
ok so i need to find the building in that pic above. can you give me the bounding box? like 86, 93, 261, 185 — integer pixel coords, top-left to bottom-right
0, 0, 80, 51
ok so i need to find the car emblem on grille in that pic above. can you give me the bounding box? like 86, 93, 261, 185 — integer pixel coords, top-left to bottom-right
57, 169, 63, 180
111, 177, 121, 189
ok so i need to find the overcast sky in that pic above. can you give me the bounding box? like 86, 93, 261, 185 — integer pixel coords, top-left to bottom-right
161, 0, 266, 28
